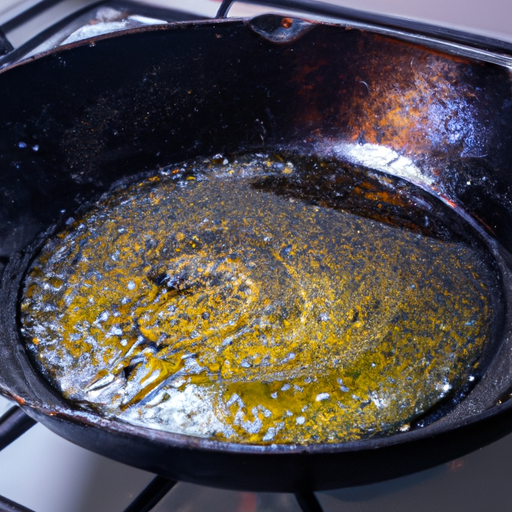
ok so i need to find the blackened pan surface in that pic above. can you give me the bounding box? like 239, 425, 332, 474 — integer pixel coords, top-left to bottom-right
0, 17, 512, 491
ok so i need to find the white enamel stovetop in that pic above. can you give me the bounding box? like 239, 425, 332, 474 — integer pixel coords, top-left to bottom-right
0, 1, 512, 511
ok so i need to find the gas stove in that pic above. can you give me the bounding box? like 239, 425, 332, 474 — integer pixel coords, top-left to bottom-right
1, 1, 512, 511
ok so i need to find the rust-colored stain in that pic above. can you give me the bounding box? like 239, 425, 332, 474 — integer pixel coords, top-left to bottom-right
20, 153, 497, 444
281, 18, 293, 29
350, 51, 485, 158
290, 33, 490, 165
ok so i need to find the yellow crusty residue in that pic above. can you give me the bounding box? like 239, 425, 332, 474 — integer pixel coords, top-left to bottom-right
20, 154, 496, 444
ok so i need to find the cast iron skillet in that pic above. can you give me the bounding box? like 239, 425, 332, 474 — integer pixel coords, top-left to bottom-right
1, 12, 512, 492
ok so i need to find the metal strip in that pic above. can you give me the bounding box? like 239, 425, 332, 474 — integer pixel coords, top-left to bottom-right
0, 495, 36, 512
217, 0, 234, 18
295, 492, 324, 512
0, 407, 36, 452
0, 28, 13, 55
123, 476, 177, 512
2, 0, 67, 33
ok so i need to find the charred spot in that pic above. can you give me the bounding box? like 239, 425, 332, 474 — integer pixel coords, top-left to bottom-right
148, 269, 197, 295
123, 363, 139, 379
166, 272, 193, 291
149, 271, 168, 287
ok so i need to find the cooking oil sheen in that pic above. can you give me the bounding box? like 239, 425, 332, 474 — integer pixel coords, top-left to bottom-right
20, 153, 498, 444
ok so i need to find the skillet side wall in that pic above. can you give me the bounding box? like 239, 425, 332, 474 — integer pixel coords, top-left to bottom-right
0, 21, 511, 260
0, 19, 512, 490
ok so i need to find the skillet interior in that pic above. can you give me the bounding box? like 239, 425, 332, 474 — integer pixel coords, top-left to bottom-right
1, 16, 512, 491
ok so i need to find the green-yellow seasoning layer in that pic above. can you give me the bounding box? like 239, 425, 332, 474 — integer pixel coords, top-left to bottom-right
20, 154, 497, 444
